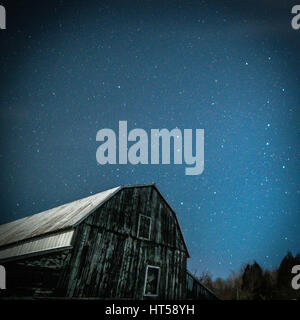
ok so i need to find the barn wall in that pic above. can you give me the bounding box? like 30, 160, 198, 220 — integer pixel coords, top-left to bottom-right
62, 186, 188, 299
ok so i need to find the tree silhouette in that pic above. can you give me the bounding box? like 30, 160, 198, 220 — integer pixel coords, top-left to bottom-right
241, 261, 266, 299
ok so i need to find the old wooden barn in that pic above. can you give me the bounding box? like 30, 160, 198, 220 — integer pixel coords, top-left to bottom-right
0, 183, 217, 299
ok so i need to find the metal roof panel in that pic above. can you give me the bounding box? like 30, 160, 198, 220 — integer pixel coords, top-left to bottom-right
0, 186, 120, 247
0, 229, 74, 262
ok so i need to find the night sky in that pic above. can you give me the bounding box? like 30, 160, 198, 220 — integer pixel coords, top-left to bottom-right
0, 0, 299, 279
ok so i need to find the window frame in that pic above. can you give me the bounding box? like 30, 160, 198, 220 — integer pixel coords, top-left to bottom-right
137, 214, 152, 241
143, 265, 160, 297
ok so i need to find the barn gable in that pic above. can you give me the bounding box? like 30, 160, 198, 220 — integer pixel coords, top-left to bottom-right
61, 184, 190, 298
76, 184, 189, 257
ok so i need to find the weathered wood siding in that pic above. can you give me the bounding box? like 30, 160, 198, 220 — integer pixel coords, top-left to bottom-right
60, 186, 188, 299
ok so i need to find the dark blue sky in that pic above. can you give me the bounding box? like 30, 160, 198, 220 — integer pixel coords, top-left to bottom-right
0, 0, 299, 279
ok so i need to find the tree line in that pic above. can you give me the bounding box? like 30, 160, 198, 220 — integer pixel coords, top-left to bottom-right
198, 251, 300, 300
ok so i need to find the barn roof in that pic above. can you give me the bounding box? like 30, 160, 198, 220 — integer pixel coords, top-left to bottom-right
0, 184, 190, 261
0, 186, 121, 248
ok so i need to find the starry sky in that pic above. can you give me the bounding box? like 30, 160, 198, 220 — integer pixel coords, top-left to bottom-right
0, 0, 299, 279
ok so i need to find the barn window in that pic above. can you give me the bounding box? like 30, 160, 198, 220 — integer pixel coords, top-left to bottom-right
137, 214, 151, 240
144, 265, 160, 296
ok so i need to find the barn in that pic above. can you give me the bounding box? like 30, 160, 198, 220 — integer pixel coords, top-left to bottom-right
0, 183, 217, 299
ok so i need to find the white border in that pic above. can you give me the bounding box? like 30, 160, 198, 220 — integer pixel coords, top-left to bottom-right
143, 265, 160, 296
137, 214, 152, 241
